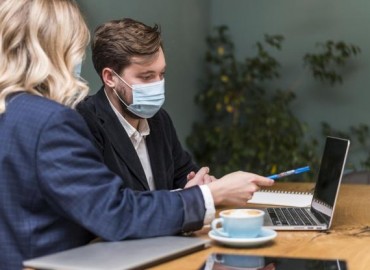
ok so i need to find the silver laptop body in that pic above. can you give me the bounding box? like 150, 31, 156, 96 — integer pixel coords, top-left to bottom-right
23, 236, 210, 270
262, 136, 350, 231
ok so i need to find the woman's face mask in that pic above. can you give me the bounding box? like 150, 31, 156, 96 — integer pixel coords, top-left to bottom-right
73, 62, 82, 78
112, 70, 165, 119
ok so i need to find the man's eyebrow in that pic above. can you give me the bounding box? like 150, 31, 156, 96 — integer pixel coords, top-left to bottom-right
138, 69, 166, 75
137, 70, 156, 76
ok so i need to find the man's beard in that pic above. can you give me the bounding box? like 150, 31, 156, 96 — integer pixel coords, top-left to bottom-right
115, 89, 143, 120
120, 102, 142, 120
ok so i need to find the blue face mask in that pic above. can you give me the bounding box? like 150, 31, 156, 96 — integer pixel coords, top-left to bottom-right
73, 62, 82, 78
112, 70, 165, 119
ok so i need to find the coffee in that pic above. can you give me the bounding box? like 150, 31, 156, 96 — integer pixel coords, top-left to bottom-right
211, 209, 265, 238
222, 209, 262, 217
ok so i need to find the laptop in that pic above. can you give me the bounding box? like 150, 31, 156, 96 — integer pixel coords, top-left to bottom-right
262, 136, 350, 230
23, 236, 211, 270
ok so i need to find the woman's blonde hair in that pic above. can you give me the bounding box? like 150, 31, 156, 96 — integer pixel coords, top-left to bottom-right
0, 0, 90, 114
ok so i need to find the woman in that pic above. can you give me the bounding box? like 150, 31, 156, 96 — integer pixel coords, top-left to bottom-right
0, 0, 273, 269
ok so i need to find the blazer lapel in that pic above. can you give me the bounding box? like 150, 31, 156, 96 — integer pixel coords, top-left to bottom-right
94, 88, 149, 190
146, 116, 169, 190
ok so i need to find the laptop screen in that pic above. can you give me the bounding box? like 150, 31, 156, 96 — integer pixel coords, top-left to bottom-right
311, 137, 350, 225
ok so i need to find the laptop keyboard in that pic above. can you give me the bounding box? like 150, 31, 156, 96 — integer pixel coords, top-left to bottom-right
267, 207, 317, 226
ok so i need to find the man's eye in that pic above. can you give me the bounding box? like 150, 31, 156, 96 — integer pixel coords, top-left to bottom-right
141, 75, 153, 81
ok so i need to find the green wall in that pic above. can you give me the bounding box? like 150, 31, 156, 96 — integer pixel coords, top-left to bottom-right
76, 0, 210, 147
210, 0, 370, 160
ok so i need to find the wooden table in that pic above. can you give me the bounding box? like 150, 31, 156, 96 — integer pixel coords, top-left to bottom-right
150, 182, 370, 270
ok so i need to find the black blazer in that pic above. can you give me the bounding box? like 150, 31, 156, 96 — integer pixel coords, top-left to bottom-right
76, 87, 199, 191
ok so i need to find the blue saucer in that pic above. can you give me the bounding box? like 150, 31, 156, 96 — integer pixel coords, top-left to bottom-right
208, 227, 277, 247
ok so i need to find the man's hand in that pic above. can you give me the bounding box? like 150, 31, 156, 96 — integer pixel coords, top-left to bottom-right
184, 167, 217, 188
207, 171, 274, 206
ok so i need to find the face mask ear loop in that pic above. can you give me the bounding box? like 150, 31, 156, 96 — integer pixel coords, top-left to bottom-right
110, 69, 132, 108
111, 69, 132, 89
112, 69, 132, 111
112, 88, 130, 108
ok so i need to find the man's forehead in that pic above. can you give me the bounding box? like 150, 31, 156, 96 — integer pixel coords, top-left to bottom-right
127, 55, 165, 72
130, 55, 156, 65
131, 51, 164, 64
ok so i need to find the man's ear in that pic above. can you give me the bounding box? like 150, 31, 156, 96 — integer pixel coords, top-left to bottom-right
102, 68, 116, 88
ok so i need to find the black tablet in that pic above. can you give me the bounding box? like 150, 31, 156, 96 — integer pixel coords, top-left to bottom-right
199, 253, 347, 270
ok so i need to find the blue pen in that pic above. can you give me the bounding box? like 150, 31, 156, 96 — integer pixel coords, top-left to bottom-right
267, 166, 310, 180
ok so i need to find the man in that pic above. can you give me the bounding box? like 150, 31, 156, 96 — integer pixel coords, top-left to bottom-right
77, 18, 209, 191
